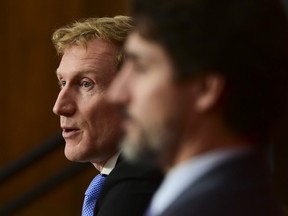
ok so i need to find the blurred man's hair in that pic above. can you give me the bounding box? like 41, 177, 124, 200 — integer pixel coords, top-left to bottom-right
52, 16, 134, 69
131, 0, 288, 145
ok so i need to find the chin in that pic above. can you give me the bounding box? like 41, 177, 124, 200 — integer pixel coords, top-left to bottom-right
64, 152, 78, 162
121, 136, 159, 166
64, 147, 83, 162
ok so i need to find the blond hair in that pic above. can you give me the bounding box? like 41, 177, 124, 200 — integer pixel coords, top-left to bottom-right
52, 16, 134, 68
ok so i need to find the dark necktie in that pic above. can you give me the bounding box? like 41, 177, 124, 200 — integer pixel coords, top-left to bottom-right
82, 174, 106, 216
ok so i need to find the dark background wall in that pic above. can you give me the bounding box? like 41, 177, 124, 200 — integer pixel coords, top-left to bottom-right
0, 1, 129, 215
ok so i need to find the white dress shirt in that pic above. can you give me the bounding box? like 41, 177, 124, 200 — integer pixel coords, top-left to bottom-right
101, 152, 120, 175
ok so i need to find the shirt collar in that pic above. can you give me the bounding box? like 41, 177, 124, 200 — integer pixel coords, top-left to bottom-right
149, 146, 252, 215
101, 152, 120, 175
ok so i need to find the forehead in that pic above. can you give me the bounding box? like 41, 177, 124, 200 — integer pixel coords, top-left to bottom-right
125, 31, 169, 63
57, 39, 118, 78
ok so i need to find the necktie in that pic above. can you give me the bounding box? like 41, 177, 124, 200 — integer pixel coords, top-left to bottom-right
82, 174, 106, 216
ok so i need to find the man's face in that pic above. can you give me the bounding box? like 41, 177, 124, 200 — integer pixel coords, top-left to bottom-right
108, 32, 189, 166
53, 39, 121, 163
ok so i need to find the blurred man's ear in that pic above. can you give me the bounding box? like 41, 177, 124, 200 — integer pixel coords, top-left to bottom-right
189, 73, 225, 113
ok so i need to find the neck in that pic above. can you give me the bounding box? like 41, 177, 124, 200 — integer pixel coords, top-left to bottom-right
91, 152, 116, 172
166, 118, 252, 171
92, 161, 107, 172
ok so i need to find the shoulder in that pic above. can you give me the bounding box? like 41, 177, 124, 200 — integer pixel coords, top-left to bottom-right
109, 157, 163, 182
161, 152, 283, 216
102, 158, 163, 197
95, 158, 163, 216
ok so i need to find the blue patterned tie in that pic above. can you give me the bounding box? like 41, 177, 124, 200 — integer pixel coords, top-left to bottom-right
82, 174, 106, 216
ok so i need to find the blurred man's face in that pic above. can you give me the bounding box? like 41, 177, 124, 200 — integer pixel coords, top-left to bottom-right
108, 32, 189, 166
53, 39, 121, 163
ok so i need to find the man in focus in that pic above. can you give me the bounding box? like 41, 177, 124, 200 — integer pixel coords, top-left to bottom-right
52, 16, 163, 216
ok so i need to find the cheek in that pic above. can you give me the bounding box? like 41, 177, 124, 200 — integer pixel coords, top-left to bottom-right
79, 98, 104, 138
87, 99, 120, 135
132, 81, 175, 123
82, 100, 101, 122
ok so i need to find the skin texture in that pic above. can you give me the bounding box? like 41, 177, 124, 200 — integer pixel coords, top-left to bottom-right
108, 32, 194, 168
53, 39, 122, 169
108, 32, 247, 170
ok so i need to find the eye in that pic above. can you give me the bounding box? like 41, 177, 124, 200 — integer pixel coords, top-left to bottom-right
133, 62, 148, 73
58, 80, 66, 89
80, 80, 94, 88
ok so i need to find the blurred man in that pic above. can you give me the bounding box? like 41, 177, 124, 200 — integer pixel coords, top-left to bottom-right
52, 16, 162, 216
108, 0, 288, 215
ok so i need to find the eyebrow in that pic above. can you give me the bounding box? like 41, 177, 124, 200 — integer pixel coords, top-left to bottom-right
125, 48, 160, 66
56, 69, 61, 78
124, 50, 140, 62
55, 69, 103, 79
56, 69, 115, 88
125, 49, 155, 63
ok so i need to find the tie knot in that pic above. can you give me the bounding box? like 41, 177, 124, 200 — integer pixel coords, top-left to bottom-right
85, 174, 106, 197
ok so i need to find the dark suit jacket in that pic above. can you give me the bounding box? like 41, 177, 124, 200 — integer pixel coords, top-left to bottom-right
160, 151, 284, 216
94, 156, 163, 216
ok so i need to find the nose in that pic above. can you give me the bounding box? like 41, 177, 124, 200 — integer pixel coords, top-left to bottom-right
53, 87, 76, 117
107, 63, 132, 105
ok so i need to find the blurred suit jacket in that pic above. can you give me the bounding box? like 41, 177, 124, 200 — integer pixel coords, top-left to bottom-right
94, 156, 163, 216
160, 152, 284, 216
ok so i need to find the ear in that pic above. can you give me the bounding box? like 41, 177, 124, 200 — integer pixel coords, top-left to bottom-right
192, 74, 225, 113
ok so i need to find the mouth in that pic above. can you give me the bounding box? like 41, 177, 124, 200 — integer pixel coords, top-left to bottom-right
61, 127, 80, 139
